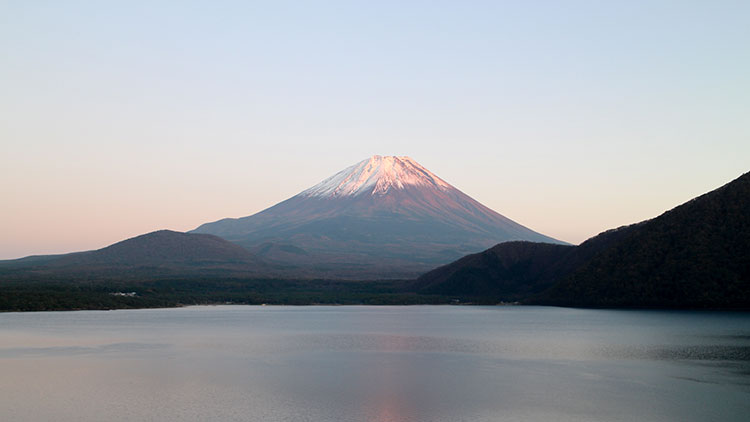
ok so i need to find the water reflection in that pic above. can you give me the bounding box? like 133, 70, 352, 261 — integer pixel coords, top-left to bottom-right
0, 342, 169, 358
0, 306, 748, 422
371, 335, 411, 422
595, 344, 750, 362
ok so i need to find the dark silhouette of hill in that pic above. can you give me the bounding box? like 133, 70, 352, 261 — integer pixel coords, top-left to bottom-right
414, 242, 573, 297
415, 225, 637, 300
537, 172, 750, 308
417, 171, 750, 308
53, 230, 263, 267
0, 230, 270, 280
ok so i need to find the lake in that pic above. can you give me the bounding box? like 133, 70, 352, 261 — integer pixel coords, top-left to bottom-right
1, 306, 748, 421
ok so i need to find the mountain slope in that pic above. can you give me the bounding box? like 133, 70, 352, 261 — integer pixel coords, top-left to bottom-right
53, 230, 264, 267
416, 171, 750, 308
415, 242, 574, 298
415, 225, 637, 299
538, 171, 750, 307
1, 230, 269, 280
192, 156, 563, 277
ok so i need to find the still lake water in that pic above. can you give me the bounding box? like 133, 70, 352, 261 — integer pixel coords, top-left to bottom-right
1, 306, 749, 422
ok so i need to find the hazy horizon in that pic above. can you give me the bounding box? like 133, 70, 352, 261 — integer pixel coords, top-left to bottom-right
2, 1, 749, 259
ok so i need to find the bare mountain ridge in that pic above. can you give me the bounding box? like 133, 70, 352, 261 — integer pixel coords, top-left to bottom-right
193, 156, 563, 277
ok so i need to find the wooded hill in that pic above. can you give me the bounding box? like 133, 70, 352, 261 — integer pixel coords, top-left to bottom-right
417, 171, 750, 308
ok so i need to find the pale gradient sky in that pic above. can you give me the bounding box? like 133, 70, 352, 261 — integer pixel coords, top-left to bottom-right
1, 1, 749, 259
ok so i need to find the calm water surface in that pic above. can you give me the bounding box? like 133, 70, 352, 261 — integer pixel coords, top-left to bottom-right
1, 306, 749, 421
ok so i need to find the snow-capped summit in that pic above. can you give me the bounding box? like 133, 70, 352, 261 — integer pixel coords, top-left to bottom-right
300, 155, 451, 198
192, 155, 565, 278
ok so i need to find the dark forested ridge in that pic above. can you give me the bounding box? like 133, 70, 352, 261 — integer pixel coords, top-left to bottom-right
417, 171, 750, 308
413, 242, 575, 298
536, 171, 750, 307
414, 225, 638, 300
0, 278, 449, 312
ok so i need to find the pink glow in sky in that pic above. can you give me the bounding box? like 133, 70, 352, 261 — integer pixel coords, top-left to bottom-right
1, 1, 749, 259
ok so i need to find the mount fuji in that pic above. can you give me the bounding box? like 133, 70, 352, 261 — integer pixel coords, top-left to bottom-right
192, 155, 564, 277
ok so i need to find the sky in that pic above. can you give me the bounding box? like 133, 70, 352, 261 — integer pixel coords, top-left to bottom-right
1, 1, 749, 259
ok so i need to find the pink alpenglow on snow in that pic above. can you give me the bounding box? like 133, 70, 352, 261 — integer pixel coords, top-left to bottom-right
301, 156, 451, 197
192, 156, 565, 278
